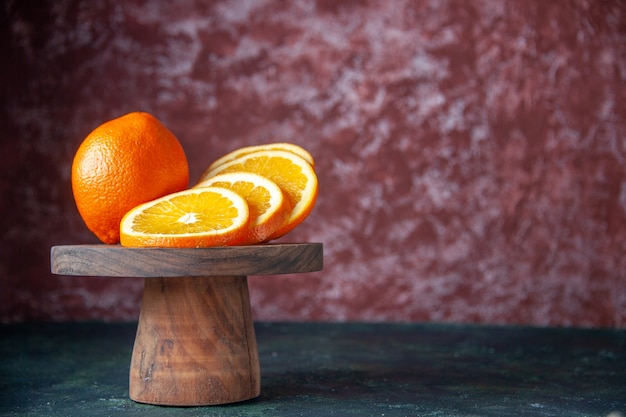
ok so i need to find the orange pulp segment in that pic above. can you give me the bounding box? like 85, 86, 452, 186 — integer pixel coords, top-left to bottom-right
199, 150, 318, 240
120, 187, 249, 247
195, 172, 290, 244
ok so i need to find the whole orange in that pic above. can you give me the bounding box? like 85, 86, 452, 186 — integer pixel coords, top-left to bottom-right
71, 112, 189, 244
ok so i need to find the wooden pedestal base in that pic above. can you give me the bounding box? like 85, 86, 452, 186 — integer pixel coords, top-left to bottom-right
130, 276, 259, 406
50, 243, 323, 407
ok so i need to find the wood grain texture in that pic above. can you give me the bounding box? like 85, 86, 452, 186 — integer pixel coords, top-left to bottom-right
50, 243, 322, 277
49, 244, 322, 405
129, 276, 260, 406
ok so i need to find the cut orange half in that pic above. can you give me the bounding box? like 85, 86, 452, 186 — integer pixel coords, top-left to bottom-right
120, 187, 250, 248
195, 172, 290, 244
199, 150, 318, 240
206, 142, 315, 173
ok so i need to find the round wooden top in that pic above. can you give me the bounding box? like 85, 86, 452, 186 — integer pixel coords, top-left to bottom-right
50, 243, 323, 277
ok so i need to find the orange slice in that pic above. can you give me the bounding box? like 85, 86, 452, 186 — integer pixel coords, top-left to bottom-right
206, 142, 315, 172
199, 150, 318, 240
195, 172, 290, 244
120, 187, 250, 247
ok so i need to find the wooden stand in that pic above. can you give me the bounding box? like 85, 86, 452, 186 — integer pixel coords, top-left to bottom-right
50, 243, 323, 406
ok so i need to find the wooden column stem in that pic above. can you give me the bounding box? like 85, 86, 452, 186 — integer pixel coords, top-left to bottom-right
129, 276, 260, 406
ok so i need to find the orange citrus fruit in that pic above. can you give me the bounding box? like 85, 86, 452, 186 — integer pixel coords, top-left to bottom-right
71, 112, 189, 244
195, 172, 290, 244
206, 142, 315, 172
199, 150, 318, 240
120, 187, 250, 247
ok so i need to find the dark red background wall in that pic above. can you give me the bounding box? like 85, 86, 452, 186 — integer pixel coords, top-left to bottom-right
2, 0, 625, 327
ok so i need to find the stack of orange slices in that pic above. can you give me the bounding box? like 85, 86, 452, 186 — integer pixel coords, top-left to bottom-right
119, 142, 318, 247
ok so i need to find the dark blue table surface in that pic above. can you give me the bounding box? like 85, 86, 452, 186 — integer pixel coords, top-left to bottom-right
1, 321, 625, 417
